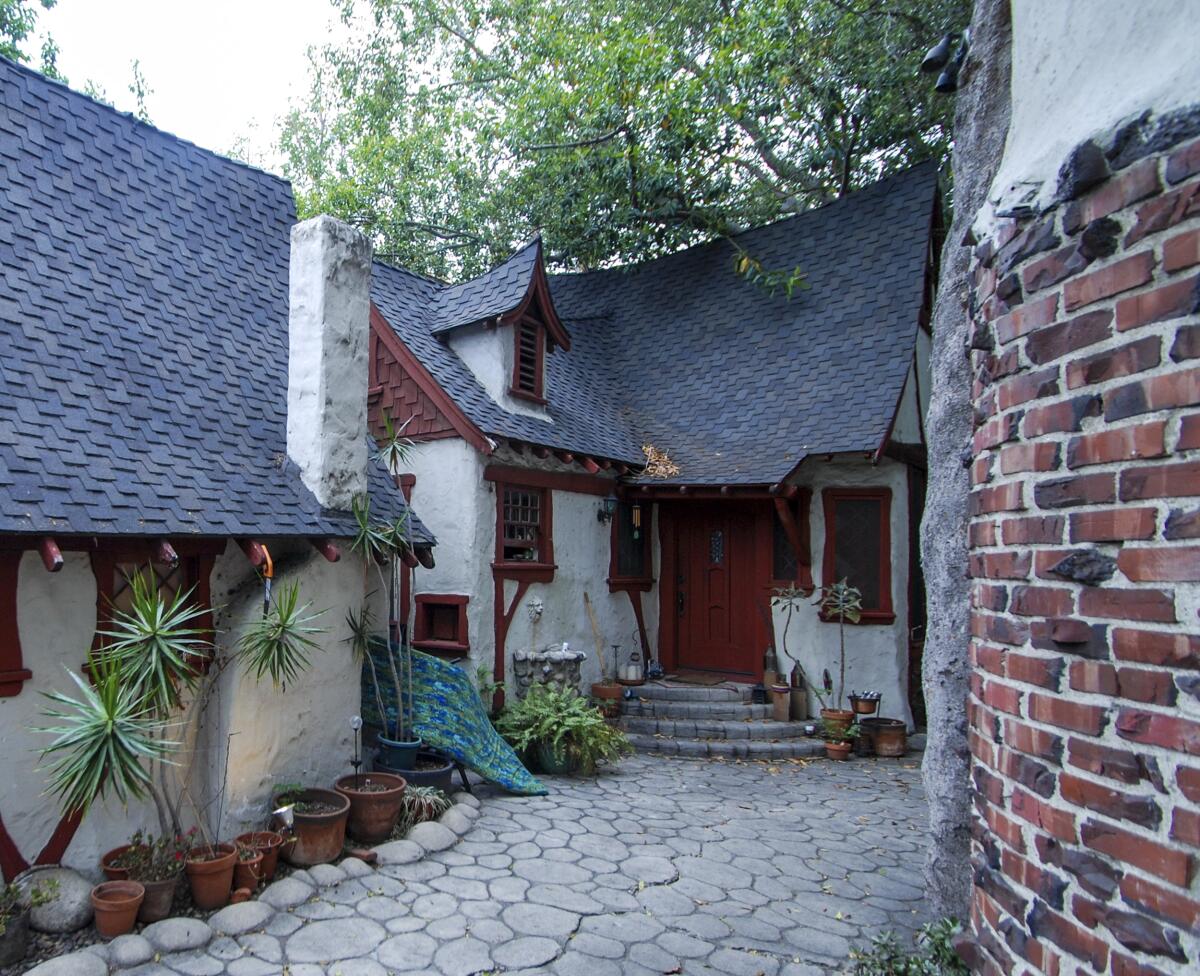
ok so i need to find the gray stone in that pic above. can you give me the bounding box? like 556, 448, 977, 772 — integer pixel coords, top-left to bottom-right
285, 917, 386, 963
569, 932, 626, 959
109, 933, 155, 968
453, 792, 481, 808
25, 948, 109, 976
209, 899, 274, 936
433, 936, 491, 976
493, 936, 561, 968
426, 915, 469, 940
308, 862, 347, 886
340, 856, 376, 879
264, 913, 303, 937
237, 933, 283, 963
226, 958, 279, 976
259, 876, 314, 909
413, 891, 459, 920
206, 935, 245, 961
323, 960, 389, 976
439, 807, 474, 835
376, 931, 438, 970
143, 917, 213, 953
18, 867, 94, 933
407, 820, 457, 852
622, 855, 679, 884
709, 947, 781, 976
161, 949, 224, 975
501, 902, 581, 938
526, 883, 603, 915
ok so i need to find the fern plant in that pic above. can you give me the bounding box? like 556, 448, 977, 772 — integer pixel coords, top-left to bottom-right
496, 685, 631, 775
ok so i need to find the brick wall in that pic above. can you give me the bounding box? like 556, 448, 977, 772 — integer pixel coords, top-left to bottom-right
965, 128, 1200, 974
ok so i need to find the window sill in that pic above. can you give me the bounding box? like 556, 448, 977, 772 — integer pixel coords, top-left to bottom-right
508, 388, 547, 405
492, 561, 556, 582
819, 610, 896, 626
412, 639, 470, 655
607, 577, 654, 593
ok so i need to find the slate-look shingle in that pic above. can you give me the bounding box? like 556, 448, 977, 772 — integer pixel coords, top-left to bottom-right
0, 57, 431, 542
371, 163, 938, 485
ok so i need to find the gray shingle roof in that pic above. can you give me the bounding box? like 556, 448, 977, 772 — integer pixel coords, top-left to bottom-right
371, 163, 937, 484
0, 57, 431, 543
428, 238, 542, 335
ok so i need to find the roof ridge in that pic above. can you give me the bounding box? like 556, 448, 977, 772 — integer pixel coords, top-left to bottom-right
0, 54, 292, 189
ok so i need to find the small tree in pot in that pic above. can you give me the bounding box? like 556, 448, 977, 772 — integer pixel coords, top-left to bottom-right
815, 579, 862, 734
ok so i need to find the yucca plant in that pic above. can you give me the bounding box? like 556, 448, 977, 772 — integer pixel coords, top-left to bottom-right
374, 410, 413, 479
816, 578, 863, 710
239, 582, 325, 689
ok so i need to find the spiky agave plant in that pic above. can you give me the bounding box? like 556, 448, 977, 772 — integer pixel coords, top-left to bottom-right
238, 581, 326, 690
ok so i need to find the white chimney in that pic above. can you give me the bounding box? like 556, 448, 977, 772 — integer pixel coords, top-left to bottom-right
287, 215, 372, 510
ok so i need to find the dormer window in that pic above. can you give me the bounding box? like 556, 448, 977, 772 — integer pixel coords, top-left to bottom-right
511, 317, 546, 402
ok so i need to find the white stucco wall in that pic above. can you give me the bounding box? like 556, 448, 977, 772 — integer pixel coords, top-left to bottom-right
775, 457, 915, 728
448, 324, 551, 421
988, 0, 1200, 216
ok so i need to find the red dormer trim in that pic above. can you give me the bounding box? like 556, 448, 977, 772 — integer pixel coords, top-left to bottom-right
500, 240, 571, 352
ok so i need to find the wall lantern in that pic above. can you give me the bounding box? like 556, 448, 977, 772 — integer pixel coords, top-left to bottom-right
597, 494, 619, 524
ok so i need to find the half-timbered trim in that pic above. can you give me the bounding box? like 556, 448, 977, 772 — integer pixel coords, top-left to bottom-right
770, 489, 813, 591
0, 552, 30, 697
820, 487, 894, 624
483, 464, 612, 498
607, 500, 654, 592
412, 593, 470, 655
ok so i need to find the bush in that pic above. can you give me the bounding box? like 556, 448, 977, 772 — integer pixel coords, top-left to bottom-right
496, 685, 631, 774
850, 919, 969, 976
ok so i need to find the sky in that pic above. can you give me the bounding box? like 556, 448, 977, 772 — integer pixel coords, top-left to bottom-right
37, 0, 352, 175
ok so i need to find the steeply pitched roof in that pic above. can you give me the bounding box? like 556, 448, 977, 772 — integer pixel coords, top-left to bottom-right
371, 163, 938, 484
0, 57, 430, 542
429, 238, 541, 335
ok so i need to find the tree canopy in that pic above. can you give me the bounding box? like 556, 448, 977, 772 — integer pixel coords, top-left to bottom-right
282, 0, 967, 281
1, 0, 62, 79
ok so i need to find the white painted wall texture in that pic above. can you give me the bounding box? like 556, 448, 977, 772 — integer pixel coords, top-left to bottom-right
448, 324, 552, 421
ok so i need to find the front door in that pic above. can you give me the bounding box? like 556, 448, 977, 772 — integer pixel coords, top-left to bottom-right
672, 504, 759, 676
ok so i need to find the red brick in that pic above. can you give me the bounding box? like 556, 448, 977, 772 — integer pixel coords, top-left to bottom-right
1125, 179, 1200, 246
970, 551, 1032, 580
1120, 458, 1200, 499
977, 677, 1022, 715
1106, 367, 1200, 422
1112, 950, 1173, 976
1026, 899, 1109, 974
1172, 323, 1200, 362
1025, 309, 1113, 365
971, 481, 1025, 515
1119, 873, 1200, 931
1022, 244, 1091, 293
1028, 692, 1108, 735
971, 612, 1030, 647
1006, 650, 1066, 688
1033, 472, 1115, 509
971, 640, 1007, 675
1063, 252, 1155, 312
1068, 737, 1150, 786
970, 453, 993, 486
973, 414, 1016, 453
1066, 335, 1161, 389
1115, 274, 1200, 331
1112, 628, 1200, 669
1003, 718, 1064, 763
1167, 137, 1200, 184
1011, 787, 1078, 842
1068, 660, 1117, 695
1179, 413, 1200, 449
1065, 157, 1162, 232
972, 585, 1009, 615
1066, 421, 1166, 468
999, 441, 1060, 474
1001, 515, 1065, 545
1179, 766, 1200, 803
999, 748, 1059, 799
984, 803, 1028, 854
995, 293, 1058, 344
1117, 546, 1200, 582
1010, 586, 1074, 618
1163, 227, 1200, 272
1116, 708, 1200, 755
1170, 808, 1200, 847
1022, 394, 1101, 436
1060, 773, 1162, 828
1078, 587, 1176, 623
970, 520, 998, 548
1081, 819, 1192, 887
1069, 507, 1157, 542
1116, 667, 1178, 706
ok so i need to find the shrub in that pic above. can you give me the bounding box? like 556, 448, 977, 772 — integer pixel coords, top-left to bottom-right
850, 918, 968, 976
496, 685, 631, 774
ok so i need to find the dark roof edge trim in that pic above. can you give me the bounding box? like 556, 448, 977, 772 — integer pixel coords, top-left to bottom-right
501, 239, 572, 351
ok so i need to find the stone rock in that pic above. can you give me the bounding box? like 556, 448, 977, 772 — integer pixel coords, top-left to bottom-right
340, 856, 376, 878
25, 948, 109, 976
1049, 549, 1117, 585
439, 808, 473, 835
142, 917, 213, 953
18, 867, 94, 933
1056, 139, 1111, 201
408, 821, 457, 852
453, 792, 481, 809
109, 933, 155, 968
285, 917, 386, 963
258, 876, 314, 909
621, 855, 678, 884
494, 936, 561, 969
308, 862, 347, 887
433, 936, 491, 976
374, 839, 424, 865
501, 902, 581, 938
209, 899, 274, 936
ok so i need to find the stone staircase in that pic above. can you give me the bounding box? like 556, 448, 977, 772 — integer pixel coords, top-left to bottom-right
619, 681, 826, 760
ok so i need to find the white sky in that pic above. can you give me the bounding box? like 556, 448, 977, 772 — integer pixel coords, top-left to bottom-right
38, 0, 351, 175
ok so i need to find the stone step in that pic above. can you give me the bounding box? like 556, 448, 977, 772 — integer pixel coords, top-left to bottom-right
622, 699, 774, 720
626, 732, 825, 760
628, 682, 750, 703
621, 716, 811, 740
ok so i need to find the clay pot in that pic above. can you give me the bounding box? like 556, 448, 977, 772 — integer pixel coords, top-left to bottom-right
0, 908, 30, 968
235, 831, 285, 882
100, 844, 139, 881
769, 684, 790, 722
136, 874, 180, 924
824, 740, 853, 761
377, 735, 421, 769
820, 708, 854, 737
281, 789, 350, 867
185, 843, 236, 910
862, 717, 908, 757
233, 851, 264, 891
591, 682, 623, 721
335, 772, 407, 843
90, 881, 144, 939
376, 751, 455, 792
850, 695, 879, 716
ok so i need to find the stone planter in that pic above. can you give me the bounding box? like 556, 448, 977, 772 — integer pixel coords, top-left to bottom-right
336, 772, 407, 843
90, 881, 144, 939
535, 740, 578, 775
591, 681, 623, 720
820, 708, 854, 737
280, 789, 350, 867
136, 874, 180, 924
377, 735, 421, 769
185, 843, 237, 910
512, 644, 586, 698
235, 831, 285, 882
0, 908, 30, 968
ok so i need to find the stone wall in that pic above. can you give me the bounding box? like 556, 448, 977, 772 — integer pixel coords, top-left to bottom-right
963, 117, 1200, 974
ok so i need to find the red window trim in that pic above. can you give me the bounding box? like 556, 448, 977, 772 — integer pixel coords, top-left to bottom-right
0, 552, 31, 696
608, 500, 654, 592
484, 464, 611, 497
769, 490, 813, 591
412, 593, 470, 654
820, 487, 894, 625
510, 316, 547, 403
493, 480, 556, 580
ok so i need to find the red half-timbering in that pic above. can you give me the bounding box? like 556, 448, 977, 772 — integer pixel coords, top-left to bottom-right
0, 551, 31, 696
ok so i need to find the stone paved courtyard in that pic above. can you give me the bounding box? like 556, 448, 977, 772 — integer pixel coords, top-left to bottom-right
52, 755, 932, 976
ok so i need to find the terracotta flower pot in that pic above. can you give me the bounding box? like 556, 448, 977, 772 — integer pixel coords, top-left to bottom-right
591, 681, 623, 701
280, 789, 350, 867
235, 831, 284, 881
185, 843, 236, 910
770, 684, 791, 722
375, 751, 455, 792
850, 695, 879, 716
233, 851, 264, 891
100, 844, 139, 881
136, 874, 180, 924
91, 881, 144, 939
0, 907, 30, 968
824, 740, 853, 761
335, 772, 407, 844
820, 708, 854, 737
862, 717, 908, 757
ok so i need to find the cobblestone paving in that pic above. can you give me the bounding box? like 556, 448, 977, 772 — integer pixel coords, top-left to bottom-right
69, 756, 932, 976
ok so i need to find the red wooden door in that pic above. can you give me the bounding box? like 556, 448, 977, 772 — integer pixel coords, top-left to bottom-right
674, 505, 758, 675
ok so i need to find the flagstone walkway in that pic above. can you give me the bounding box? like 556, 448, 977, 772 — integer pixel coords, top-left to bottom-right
47, 755, 933, 976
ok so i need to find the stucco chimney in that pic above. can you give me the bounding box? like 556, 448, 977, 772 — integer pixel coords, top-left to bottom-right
287, 215, 372, 510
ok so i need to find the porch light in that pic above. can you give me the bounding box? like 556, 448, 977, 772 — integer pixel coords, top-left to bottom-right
597, 494, 619, 524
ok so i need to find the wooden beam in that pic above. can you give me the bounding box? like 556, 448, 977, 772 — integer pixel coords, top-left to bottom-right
38, 538, 63, 573
238, 539, 268, 569
554, 450, 575, 464
532, 445, 551, 459
580, 457, 601, 474
415, 546, 436, 569
483, 464, 612, 497
154, 539, 179, 565
311, 539, 341, 562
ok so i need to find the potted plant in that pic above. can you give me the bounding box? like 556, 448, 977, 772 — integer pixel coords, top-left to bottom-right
394, 785, 453, 837
496, 685, 632, 776
815, 579, 862, 734
849, 690, 881, 716
233, 842, 264, 891
822, 717, 859, 760
335, 771, 407, 843
108, 829, 193, 923
185, 842, 237, 910
90, 880, 144, 939
274, 783, 350, 866
861, 717, 908, 757
0, 878, 55, 968
234, 830, 285, 882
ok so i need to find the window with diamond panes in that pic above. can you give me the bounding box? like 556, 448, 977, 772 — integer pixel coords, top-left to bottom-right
112, 561, 184, 613
822, 488, 892, 621
772, 509, 798, 581
502, 485, 544, 561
